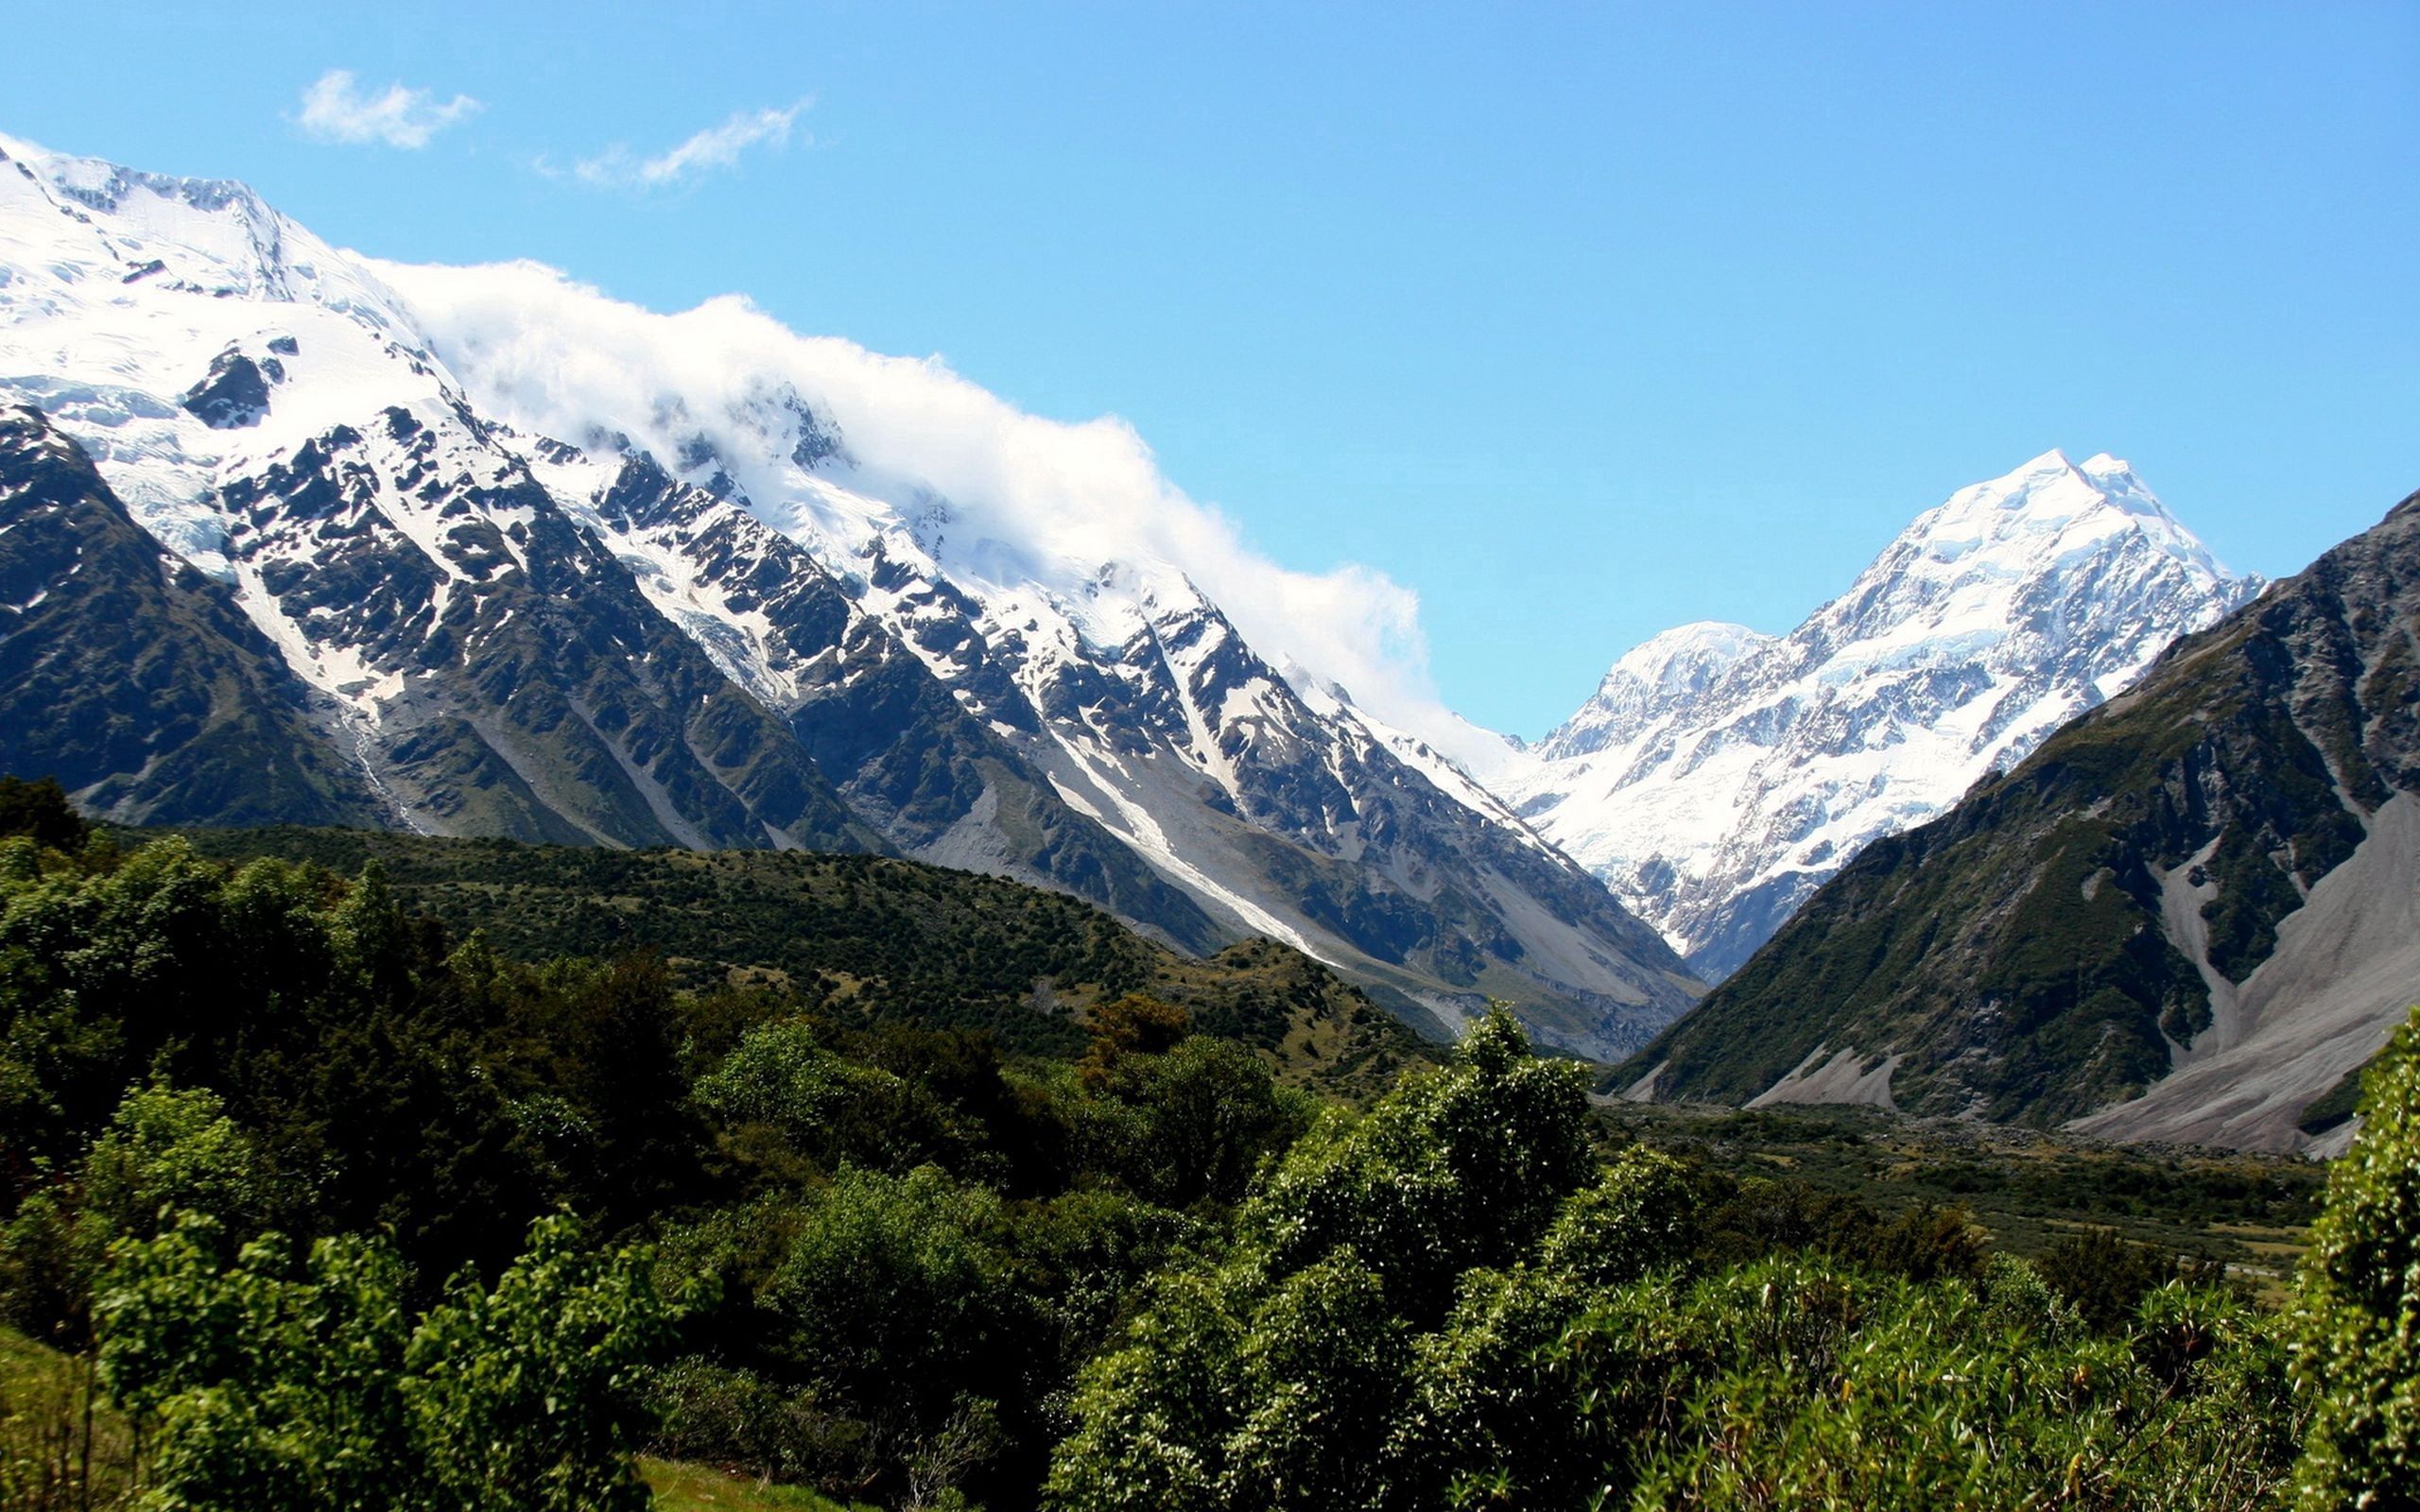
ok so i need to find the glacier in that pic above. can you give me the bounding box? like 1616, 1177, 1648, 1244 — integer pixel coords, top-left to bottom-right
1487, 449, 2265, 979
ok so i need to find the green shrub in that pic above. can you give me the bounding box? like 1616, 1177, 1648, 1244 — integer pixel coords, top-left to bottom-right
2033, 1225, 2192, 1332
647, 1356, 863, 1487
2293, 1006, 2420, 1507
94, 1211, 674, 1512
1046, 1011, 1618, 1511
1632, 1271, 2293, 1511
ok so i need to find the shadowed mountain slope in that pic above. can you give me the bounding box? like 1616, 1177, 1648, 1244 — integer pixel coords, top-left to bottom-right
1620, 486, 2420, 1151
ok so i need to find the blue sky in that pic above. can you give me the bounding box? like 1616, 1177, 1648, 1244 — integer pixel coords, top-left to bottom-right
5, 2, 2413, 736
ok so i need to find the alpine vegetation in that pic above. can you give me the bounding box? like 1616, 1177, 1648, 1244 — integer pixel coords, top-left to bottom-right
0, 800, 2409, 1507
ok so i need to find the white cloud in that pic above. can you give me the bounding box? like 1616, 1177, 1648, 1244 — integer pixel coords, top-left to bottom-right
296, 69, 481, 149
573, 102, 807, 190
364, 255, 1476, 756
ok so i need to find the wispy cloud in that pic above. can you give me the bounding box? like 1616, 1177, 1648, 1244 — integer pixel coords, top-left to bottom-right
573, 101, 808, 190
297, 69, 481, 149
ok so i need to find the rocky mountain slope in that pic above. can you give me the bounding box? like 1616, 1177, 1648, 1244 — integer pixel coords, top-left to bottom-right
0, 132, 1699, 1055
1490, 451, 2262, 978
0, 404, 385, 825
1617, 486, 2420, 1152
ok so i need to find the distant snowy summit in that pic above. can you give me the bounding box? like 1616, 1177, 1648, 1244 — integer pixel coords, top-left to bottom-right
1489, 449, 2265, 979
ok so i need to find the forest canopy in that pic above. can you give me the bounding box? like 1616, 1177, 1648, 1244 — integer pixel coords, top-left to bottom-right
0, 814, 2411, 1510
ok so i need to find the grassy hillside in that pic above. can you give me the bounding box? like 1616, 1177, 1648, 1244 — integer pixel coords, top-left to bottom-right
150, 824, 1431, 1094
1603, 1102, 2325, 1299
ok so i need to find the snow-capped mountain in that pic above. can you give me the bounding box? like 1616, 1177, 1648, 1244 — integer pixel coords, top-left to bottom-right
0, 133, 1700, 1056
1491, 451, 2266, 979
1625, 483, 2420, 1152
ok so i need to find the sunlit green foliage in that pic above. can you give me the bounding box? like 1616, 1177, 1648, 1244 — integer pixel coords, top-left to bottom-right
4, 822, 2418, 1511
1046, 1008, 1611, 1510
1051, 1010, 2309, 1512
1253, 1008, 1594, 1317
1632, 1268, 2300, 1511
0, 1081, 268, 1349
400, 1216, 680, 1512
2293, 1006, 2420, 1508
95, 1211, 671, 1512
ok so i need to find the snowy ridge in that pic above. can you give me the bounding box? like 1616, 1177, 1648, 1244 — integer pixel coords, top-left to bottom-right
0, 130, 1699, 1056
354, 253, 1696, 1043
1494, 450, 2264, 978
0, 131, 519, 752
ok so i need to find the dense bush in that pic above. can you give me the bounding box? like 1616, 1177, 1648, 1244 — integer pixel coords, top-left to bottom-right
1630, 1267, 2299, 1510
0, 1081, 270, 1349
0, 839, 1302, 1504
97, 1211, 673, 1512
1045, 1011, 1644, 1509
2293, 1005, 2420, 1507
1049, 1011, 2313, 1512
2, 827, 2416, 1510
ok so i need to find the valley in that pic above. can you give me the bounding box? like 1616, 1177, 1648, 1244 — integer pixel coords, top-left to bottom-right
4, 126, 2415, 1159
0, 88, 2410, 1500
3, 10, 2415, 1504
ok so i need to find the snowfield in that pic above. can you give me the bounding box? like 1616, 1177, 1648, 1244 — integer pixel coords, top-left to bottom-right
1488, 449, 2263, 978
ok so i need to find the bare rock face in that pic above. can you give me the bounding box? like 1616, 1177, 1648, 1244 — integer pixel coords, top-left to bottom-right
179, 348, 277, 429
0, 404, 383, 827
1625, 487, 2420, 1151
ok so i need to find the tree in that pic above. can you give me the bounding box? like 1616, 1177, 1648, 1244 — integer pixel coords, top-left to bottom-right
2036, 1225, 2189, 1332
1077, 994, 1189, 1089
1378, 1148, 1702, 1509
1251, 1005, 1594, 1322
522, 955, 701, 1226
0, 777, 88, 852
80, 1082, 270, 1241
93, 1211, 674, 1512
95, 1216, 415, 1512
2294, 1006, 2420, 1508
0, 1081, 273, 1347
695, 1019, 950, 1174
1099, 1035, 1311, 1208
762, 1166, 1009, 1441
401, 1215, 678, 1512
1046, 1007, 1599, 1510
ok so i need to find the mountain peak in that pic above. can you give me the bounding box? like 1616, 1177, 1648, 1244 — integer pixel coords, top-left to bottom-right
1634, 477, 2420, 1149
1603, 620, 1771, 691
1891, 448, 2235, 590
1525, 622, 1773, 765
1939, 447, 2107, 518
0, 133, 1703, 1064
0, 129, 275, 239
1493, 451, 2263, 978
